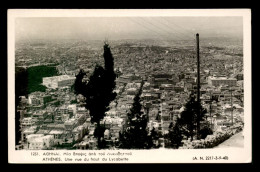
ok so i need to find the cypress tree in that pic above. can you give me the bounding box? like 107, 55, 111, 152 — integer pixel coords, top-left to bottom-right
178, 94, 207, 141
74, 43, 116, 148
119, 82, 152, 149
164, 120, 183, 149
74, 69, 86, 95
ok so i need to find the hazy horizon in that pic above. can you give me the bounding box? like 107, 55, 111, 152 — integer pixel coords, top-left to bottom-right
16, 17, 243, 41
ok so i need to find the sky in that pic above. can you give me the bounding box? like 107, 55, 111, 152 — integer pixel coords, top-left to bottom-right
15, 17, 243, 41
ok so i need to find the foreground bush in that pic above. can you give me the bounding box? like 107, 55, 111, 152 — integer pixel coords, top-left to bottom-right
179, 122, 243, 149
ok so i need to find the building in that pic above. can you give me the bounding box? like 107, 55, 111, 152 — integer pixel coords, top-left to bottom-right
49, 130, 64, 139
72, 125, 86, 141
28, 95, 41, 105
236, 72, 243, 80
64, 118, 77, 131
208, 76, 237, 87
26, 134, 54, 150
21, 117, 35, 128
42, 75, 76, 89
21, 126, 38, 142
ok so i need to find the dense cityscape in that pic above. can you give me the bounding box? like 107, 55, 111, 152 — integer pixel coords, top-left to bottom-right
15, 36, 244, 150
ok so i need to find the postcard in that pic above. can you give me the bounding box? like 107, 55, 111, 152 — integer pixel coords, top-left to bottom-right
8, 9, 251, 163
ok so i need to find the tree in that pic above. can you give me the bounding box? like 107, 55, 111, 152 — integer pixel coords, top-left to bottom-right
73, 43, 117, 148
155, 111, 161, 121
73, 69, 86, 95
15, 67, 28, 145
149, 127, 161, 148
119, 83, 152, 149
178, 94, 207, 141
199, 122, 213, 139
164, 120, 183, 149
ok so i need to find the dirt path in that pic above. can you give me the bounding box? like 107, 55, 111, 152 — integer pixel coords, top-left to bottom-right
214, 131, 244, 148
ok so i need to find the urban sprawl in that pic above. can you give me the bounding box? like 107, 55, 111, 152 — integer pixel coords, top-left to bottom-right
15, 38, 244, 150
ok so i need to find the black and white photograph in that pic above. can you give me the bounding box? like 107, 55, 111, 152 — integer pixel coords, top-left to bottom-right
8, 9, 252, 163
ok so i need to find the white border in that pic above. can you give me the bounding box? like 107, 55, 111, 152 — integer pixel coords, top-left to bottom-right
8, 9, 252, 163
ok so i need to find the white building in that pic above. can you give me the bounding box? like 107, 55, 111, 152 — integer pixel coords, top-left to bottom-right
21, 126, 37, 142
21, 117, 35, 128
42, 75, 76, 89
68, 104, 77, 115
26, 134, 54, 150
208, 76, 237, 87
64, 118, 77, 131
49, 130, 64, 139
28, 95, 41, 105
